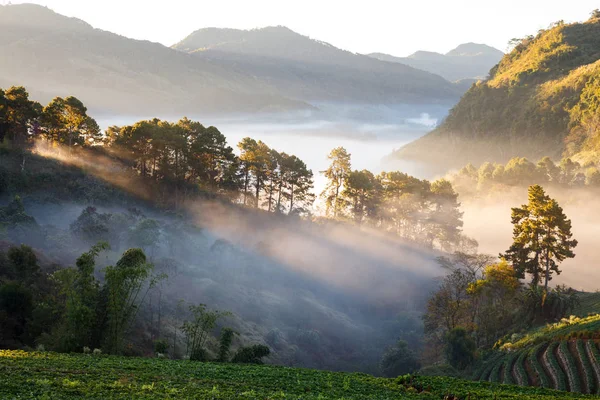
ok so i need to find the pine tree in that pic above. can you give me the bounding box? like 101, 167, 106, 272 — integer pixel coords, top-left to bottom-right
503, 185, 577, 289
320, 147, 351, 218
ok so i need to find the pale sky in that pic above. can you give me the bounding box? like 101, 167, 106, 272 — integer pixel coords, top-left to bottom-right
6, 0, 600, 56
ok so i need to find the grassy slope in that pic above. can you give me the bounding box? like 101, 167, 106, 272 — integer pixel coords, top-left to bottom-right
396, 15, 600, 168
0, 350, 594, 399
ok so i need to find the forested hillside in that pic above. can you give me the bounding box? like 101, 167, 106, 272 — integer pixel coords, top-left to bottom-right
0, 83, 475, 374
396, 11, 600, 169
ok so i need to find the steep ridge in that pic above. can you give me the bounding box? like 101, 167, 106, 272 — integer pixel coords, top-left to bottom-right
395, 12, 600, 169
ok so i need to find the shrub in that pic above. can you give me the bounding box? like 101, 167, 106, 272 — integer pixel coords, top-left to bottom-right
445, 328, 477, 370
93, 348, 102, 355
380, 340, 421, 377
154, 339, 169, 355
83, 346, 91, 354
217, 328, 236, 362
231, 345, 270, 364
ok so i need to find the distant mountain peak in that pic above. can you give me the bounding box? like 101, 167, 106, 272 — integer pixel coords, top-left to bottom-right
367, 43, 503, 82
446, 43, 504, 57
0, 3, 92, 31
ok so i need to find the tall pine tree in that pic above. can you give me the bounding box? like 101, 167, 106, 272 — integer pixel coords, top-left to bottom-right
503, 185, 577, 289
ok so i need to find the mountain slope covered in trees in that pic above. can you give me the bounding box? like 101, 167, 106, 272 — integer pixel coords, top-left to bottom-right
172, 26, 463, 104
368, 43, 504, 82
395, 12, 600, 169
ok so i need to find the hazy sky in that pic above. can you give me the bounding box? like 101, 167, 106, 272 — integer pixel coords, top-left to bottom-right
6, 0, 599, 55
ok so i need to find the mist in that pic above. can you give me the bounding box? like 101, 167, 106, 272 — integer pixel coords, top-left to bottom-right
95, 102, 451, 197
461, 186, 600, 292
2, 140, 447, 373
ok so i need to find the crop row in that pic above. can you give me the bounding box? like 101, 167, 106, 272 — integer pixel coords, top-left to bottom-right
529, 343, 551, 389
488, 354, 504, 383
576, 339, 595, 394
514, 349, 529, 386
0, 350, 593, 400
473, 352, 504, 381
585, 340, 600, 395
557, 341, 581, 393
543, 342, 567, 391
502, 352, 518, 385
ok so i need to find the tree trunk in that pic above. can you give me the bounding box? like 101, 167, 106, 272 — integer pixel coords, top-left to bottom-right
288, 184, 294, 214
276, 181, 283, 212
267, 181, 274, 212
544, 250, 550, 291
243, 168, 249, 205
255, 176, 261, 208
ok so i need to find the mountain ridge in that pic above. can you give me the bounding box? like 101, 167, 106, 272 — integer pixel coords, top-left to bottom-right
1, 4, 463, 116
172, 25, 464, 104
368, 43, 504, 82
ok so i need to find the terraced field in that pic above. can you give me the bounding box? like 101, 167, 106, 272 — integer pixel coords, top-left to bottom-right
474, 340, 600, 394
0, 350, 594, 399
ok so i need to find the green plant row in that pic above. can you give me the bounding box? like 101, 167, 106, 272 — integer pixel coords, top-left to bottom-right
489, 354, 504, 383
585, 340, 600, 395
576, 339, 595, 394
503, 352, 519, 385
0, 350, 593, 400
529, 343, 551, 389
558, 341, 581, 393
514, 349, 529, 386
544, 342, 567, 391
473, 352, 504, 381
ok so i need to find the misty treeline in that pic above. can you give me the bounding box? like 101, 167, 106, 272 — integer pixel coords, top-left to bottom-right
1, 84, 471, 254
0, 85, 314, 215
421, 185, 578, 372
0, 225, 269, 363
451, 156, 600, 197
320, 147, 467, 251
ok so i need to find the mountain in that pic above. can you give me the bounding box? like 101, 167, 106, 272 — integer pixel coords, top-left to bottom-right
172, 26, 463, 104
394, 14, 600, 169
0, 4, 309, 115
0, 5, 462, 117
368, 43, 504, 82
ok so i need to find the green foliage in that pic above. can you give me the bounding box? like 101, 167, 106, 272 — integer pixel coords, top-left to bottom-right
504, 185, 577, 289
50, 242, 108, 352
217, 328, 236, 362
379, 340, 420, 377
575, 339, 593, 394
514, 349, 529, 386
231, 344, 270, 364
544, 342, 567, 391
401, 17, 600, 167
445, 328, 476, 370
0, 350, 592, 399
104, 248, 156, 354
558, 341, 580, 392
69, 207, 111, 243
181, 304, 230, 361
153, 339, 169, 355
529, 344, 551, 389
